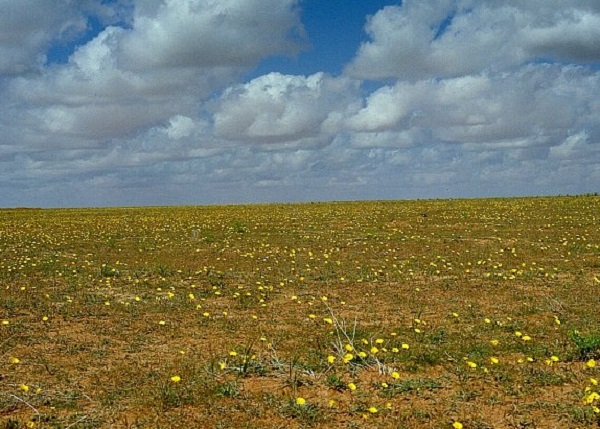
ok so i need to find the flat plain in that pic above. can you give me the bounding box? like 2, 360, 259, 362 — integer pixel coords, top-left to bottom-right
1, 196, 599, 428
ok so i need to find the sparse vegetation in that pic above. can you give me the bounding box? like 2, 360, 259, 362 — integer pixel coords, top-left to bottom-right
1, 196, 599, 427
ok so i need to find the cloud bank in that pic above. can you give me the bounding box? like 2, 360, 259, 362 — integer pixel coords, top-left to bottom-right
1, 0, 599, 207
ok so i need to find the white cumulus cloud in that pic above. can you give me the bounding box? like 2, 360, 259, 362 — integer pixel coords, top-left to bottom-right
2, 0, 304, 147
1, 0, 600, 207
121, 0, 304, 70
214, 72, 360, 144
347, 0, 600, 80
347, 65, 600, 152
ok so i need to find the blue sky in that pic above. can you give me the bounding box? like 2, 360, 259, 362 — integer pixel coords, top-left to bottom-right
1, 0, 599, 207
250, 0, 398, 77
46, 14, 110, 65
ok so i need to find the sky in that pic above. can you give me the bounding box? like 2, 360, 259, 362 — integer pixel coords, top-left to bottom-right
1, 0, 599, 208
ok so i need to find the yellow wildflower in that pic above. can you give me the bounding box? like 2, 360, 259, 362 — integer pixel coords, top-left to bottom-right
584, 392, 599, 404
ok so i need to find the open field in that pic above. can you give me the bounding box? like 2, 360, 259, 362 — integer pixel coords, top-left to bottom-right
1, 196, 599, 428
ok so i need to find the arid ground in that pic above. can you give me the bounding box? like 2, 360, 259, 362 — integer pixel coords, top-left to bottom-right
1, 196, 599, 428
